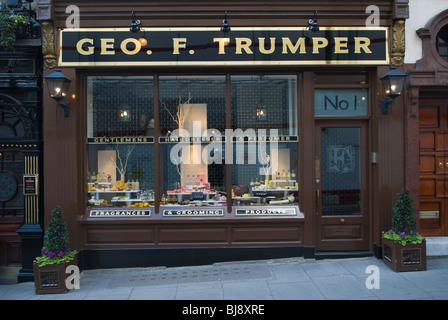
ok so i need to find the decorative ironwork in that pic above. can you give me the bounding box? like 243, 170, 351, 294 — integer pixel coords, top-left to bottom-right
0, 93, 36, 140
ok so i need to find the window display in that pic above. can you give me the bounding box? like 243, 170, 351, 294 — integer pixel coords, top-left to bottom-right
86, 74, 300, 210
231, 75, 299, 206
159, 76, 226, 206
87, 76, 155, 208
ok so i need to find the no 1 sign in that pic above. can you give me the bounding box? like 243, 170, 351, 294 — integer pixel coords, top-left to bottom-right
315, 89, 369, 116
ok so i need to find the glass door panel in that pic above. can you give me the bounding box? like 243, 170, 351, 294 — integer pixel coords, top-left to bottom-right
321, 127, 361, 216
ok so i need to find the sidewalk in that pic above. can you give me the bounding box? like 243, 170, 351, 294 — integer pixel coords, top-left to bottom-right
1, 256, 448, 300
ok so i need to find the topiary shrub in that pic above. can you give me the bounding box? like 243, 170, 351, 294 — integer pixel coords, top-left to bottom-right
36, 206, 76, 267
383, 188, 424, 246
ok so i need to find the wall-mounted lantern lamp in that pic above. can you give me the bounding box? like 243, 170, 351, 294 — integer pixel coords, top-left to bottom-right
379, 66, 408, 114
44, 68, 71, 117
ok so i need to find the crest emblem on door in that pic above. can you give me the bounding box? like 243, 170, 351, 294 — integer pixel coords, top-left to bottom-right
327, 145, 355, 174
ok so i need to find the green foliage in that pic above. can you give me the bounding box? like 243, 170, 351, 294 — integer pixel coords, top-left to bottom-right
36, 206, 76, 267
35, 249, 77, 267
383, 188, 424, 245
392, 188, 417, 234
43, 206, 70, 253
0, 12, 26, 51
382, 229, 424, 246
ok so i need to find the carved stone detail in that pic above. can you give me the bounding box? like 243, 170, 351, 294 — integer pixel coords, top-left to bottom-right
42, 21, 56, 69
415, 10, 448, 71
35, 0, 53, 21
394, 0, 409, 20
391, 19, 405, 66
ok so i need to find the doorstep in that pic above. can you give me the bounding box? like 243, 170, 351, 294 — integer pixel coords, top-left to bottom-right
426, 237, 448, 256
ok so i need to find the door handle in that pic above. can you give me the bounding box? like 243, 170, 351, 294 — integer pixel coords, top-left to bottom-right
446, 162, 448, 168
439, 162, 444, 169
316, 189, 320, 215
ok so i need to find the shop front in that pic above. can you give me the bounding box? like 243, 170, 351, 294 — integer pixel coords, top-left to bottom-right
41, 1, 406, 269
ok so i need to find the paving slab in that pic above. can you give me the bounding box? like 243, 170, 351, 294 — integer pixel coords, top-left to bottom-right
1, 256, 448, 301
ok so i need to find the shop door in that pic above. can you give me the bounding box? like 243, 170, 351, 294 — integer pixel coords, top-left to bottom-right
419, 97, 448, 236
315, 122, 369, 251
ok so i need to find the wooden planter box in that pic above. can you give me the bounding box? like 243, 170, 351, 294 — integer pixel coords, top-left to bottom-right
382, 238, 426, 272
33, 256, 78, 294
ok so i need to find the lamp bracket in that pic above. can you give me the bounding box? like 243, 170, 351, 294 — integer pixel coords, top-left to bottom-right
381, 98, 394, 114
57, 101, 70, 117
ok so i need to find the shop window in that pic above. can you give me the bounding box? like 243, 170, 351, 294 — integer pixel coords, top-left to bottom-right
85, 74, 301, 210
159, 76, 226, 206
230, 75, 299, 207
436, 24, 448, 62
86, 76, 155, 208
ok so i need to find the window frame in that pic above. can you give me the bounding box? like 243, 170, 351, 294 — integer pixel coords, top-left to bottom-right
84, 71, 302, 215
